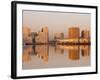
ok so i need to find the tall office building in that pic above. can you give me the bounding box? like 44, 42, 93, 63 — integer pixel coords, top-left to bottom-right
35, 26, 49, 43
81, 30, 90, 42
68, 27, 80, 43
68, 27, 80, 39
81, 30, 90, 38
23, 26, 32, 44
31, 32, 38, 43
80, 30, 90, 43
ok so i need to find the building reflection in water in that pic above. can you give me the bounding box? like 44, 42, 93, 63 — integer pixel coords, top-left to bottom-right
81, 45, 90, 56
56, 45, 80, 60
22, 46, 33, 63
54, 45, 64, 54
68, 46, 80, 60
22, 44, 90, 69
35, 45, 49, 64
22, 45, 49, 63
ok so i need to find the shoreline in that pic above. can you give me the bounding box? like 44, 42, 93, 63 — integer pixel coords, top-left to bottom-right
25, 42, 91, 45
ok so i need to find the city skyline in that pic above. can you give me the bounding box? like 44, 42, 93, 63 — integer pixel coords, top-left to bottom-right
23, 10, 91, 40
23, 26, 90, 45
22, 10, 91, 70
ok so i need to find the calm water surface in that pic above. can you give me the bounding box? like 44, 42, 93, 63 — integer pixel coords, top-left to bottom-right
22, 45, 90, 69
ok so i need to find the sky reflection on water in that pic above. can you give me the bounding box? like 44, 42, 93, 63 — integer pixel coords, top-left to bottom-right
22, 45, 90, 69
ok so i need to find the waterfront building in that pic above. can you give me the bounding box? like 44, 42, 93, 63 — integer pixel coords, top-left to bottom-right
54, 32, 64, 40
31, 32, 38, 43
23, 26, 32, 44
81, 30, 90, 38
68, 27, 80, 39
81, 30, 90, 43
68, 27, 80, 43
35, 26, 49, 43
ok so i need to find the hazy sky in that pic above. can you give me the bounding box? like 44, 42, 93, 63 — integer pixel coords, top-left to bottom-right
23, 10, 91, 40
